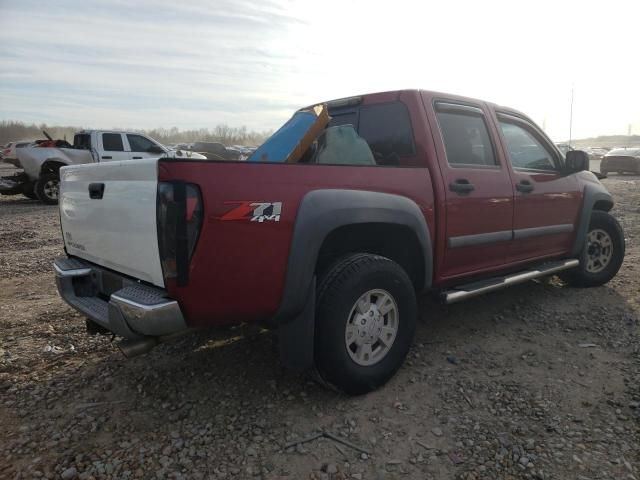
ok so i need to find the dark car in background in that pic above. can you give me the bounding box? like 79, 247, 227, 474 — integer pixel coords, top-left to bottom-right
191, 142, 240, 160
600, 147, 640, 175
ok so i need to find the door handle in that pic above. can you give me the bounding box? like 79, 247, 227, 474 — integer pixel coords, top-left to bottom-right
449, 179, 475, 194
516, 180, 534, 193
132, 156, 142, 159
101, 156, 112, 160
88, 182, 105, 199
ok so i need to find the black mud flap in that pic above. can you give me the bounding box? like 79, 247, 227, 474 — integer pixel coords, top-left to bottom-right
278, 276, 316, 373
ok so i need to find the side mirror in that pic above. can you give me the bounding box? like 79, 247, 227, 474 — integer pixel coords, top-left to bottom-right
565, 150, 589, 173
147, 144, 165, 154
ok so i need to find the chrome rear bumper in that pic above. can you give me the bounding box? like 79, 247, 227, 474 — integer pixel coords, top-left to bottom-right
54, 257, 187, 340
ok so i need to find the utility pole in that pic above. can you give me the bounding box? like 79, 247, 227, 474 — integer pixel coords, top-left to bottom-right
569, 87, 574, 146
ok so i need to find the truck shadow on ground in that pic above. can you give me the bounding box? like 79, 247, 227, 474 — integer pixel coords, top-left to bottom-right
53, 277, 637, 416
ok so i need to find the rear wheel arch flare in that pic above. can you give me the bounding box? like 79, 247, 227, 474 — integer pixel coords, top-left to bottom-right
273, 189, 433, 324
40, 160, 67, 175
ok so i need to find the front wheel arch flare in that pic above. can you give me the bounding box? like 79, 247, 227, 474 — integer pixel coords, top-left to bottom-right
571, 186, 614, 257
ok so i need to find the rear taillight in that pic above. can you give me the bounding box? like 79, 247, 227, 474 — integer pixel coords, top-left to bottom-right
157, 182, 203, 286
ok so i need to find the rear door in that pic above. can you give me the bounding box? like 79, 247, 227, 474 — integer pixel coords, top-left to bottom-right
99, 132, 130, 162
59, 158, 164, 286
428, 99, 515, 279
494, 113, 581, 262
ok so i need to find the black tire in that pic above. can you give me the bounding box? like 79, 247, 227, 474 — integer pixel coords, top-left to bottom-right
600, 170, 608, 176
560, 210, 625, 287
314, 253, 417, 395
34, 173, 59, 205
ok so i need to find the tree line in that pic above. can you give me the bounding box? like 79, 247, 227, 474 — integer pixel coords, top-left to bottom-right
0, 121, 272, 147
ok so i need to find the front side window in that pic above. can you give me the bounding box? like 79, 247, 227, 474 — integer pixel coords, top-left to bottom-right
127, 134, 156, 152
102, 133, 124, 151
499, 121, 557, 171
436, 110, 497, 166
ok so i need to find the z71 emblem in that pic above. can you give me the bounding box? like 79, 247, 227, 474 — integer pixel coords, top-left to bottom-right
220, 201, 282, 223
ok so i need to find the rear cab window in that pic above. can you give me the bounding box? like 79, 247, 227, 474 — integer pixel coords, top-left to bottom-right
74, 134, 91, 150
327, 100, 417, 166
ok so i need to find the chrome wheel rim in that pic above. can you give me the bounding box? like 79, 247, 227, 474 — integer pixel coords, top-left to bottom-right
585, 228, 613, 273
43, 179, 59, 200
345, 289, 398, 366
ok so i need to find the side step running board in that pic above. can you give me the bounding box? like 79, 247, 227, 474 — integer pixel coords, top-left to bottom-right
442, 259, 579, 304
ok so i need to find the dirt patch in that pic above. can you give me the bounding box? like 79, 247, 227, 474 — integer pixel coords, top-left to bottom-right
0, 176, 638, 480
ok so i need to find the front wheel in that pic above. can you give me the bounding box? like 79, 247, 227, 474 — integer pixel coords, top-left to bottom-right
561, 210, 625, 287
314, 254, 417, 395
34, 173, 59, 205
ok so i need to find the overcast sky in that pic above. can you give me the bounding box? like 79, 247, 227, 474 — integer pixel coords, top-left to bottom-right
1, 0, 638, 141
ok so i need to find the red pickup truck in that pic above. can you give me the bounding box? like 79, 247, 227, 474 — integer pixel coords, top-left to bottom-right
54, 89, 625, 394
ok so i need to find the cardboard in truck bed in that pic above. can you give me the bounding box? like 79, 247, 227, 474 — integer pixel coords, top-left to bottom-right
247, 104, 329, 163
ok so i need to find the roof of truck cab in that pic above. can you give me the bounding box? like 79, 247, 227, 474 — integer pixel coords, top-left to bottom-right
315, 89, 531, 121
74, 130, 145, 135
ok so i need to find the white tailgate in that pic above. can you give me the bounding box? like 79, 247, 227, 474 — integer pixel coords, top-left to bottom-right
59, 159, 164, 287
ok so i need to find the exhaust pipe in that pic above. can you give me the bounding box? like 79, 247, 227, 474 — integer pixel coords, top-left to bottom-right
118, 338, 158, 358
117, 329, 194, 358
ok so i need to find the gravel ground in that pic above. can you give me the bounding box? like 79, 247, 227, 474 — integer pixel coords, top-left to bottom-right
1, 165, 638, 480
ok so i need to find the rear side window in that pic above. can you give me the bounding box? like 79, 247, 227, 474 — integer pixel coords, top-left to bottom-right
127, 134, 155, 152
102, 133, 124, 151
436, 109, 497, 167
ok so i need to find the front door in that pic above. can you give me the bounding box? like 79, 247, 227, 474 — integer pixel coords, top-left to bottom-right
125, 134, 163, 160
430, 101, 515, 280
495, 113, 581, 263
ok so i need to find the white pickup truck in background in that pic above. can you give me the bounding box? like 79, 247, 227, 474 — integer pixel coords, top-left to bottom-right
0, 130, 205, 204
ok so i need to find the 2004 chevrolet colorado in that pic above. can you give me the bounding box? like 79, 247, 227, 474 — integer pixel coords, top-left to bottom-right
54, 89, 625, 394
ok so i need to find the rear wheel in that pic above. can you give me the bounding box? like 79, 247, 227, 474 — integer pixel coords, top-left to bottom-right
561, 210, 624, 287
314, 254, 417, 395
35, 173, 59, 205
